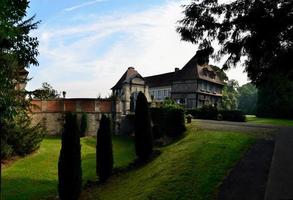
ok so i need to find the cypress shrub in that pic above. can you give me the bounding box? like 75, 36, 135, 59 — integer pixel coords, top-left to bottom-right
58, 112, 82, 200
80, 113, 88, 137
96, 114, 113, 182
219, 110, 246, 122
165, 107, 186, 138
135, 92, 153, 160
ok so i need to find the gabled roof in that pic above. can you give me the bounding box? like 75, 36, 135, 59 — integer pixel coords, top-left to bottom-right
144, 71, 175, 88
111, 67, 144, 89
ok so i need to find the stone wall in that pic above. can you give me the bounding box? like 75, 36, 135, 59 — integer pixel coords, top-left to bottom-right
30, 98, 113, 135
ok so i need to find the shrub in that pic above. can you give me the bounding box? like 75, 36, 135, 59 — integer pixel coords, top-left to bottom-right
58, 112, 82, 200
96, 115, 113, 182
219, 110, 246, 122
135, 92, 153, 160
165, 107, 186, 138
150, 107, 186, 139
80, 113, 88, 137
1, 110, 44, 159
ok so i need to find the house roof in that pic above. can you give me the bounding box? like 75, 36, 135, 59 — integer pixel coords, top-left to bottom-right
111, 67, 144, 89
144, 54, 225, 87
144, 71, 175, 88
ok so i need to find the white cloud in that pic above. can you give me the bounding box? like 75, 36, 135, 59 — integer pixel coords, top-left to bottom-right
63, 0, 106, 12
27, 0, 248, 98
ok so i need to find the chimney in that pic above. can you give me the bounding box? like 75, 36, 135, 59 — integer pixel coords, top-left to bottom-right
175, 67, 179, 72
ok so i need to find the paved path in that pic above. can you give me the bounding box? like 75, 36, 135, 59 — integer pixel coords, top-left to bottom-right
265, 127, 293, 200
195, 119, 293, 200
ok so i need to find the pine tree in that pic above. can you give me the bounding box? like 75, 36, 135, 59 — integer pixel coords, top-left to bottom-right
96, 114, 113, 182
134, 92, 153, 160
58, 112, 82, 200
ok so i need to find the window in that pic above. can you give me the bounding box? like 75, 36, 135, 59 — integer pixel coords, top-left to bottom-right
164, 90, 167, 97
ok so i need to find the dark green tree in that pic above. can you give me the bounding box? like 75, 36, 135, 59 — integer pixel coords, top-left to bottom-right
221, 80, 239, 110
80, 113, 88, 137
58, 112, 82, 200
0, 0, 44, 159
177, 0, 293, 118
238, 83, 258, 115
32, 82, 60, 100
134, 92, 153, 160
96, 114, 113, 182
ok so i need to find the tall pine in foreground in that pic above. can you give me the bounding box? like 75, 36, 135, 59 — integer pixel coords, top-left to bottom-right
135, 92, 153, 160
96, 114, 113, 182
58, 112, 82, 200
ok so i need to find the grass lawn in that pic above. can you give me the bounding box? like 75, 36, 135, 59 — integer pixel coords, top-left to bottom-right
1, 135, 135, 200
246, 115, 293, 126
80, 124, 256, 200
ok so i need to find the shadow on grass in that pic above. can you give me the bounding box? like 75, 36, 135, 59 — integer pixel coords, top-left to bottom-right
1, 177, 57, 200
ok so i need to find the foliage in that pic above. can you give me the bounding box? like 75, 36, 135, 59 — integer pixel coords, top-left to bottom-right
238, 83, 258, 115
134, 92, 153, 160
96, 115, 114, 182
210, 65, 228, 81
257, 74, 293, 119
187, 105, 246, 122
177, 0, 293, 118
32, 82, 60, 100
150, 107, 186, 140
58, 112, 82, 200
80, 113, 88, 137
162, 97, 183, 109
0, 0, 39, 120
1, 109, 45, 159
221, 80, 239, 110
219, 110, 246, 122
0, 0, 43, 160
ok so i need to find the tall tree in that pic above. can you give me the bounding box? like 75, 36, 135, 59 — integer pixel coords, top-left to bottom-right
134, 92, 153, 160
0, 0, 44, 159
96, 115, 113, 182
238, 83, 258, 115
32, 82, 60, 100
58, 112, 82, 200
177, 0, 293, 118
221, 80, 239, 110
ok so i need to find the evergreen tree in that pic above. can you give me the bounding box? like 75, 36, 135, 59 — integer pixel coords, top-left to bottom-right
58, 112, 82, 200
96, 114, 113, 182
80, 113, 88, 137
134, 92, 153, 160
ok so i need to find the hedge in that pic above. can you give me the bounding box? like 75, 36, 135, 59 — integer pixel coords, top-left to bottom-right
150, 107, 186, 139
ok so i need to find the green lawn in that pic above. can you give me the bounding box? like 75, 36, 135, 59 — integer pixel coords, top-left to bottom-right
246, 115, 293, 126
81, 124, 255, 200
1, 135, 135, 200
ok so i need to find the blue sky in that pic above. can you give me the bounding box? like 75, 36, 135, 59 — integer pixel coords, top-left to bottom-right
26, 0, 248, 97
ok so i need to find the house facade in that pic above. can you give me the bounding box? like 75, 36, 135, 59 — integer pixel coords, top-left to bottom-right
112, 53, 225, 114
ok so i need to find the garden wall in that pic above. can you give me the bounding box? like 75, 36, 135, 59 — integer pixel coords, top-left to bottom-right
29, 99, 114, 135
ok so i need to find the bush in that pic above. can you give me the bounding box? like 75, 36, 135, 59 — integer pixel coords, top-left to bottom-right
165, 107, 186, 138
219, 110, 246, 122
96, 115, 113, 182
150, 107, 186, 139
187, 105, 217, 120
1, 110, 44, 159
135, 92, 153, 160
58, 112, 82, 200
80, 113, 88, 137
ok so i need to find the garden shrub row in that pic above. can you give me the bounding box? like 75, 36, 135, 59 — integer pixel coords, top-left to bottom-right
187, 105, 246, 122
150, 107, 186, 139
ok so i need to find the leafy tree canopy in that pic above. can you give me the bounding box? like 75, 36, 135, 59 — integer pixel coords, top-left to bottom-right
221, 80, 239, 110
238, 83, 258, 114
177, 0, 293, 86
32, 82, 60, 100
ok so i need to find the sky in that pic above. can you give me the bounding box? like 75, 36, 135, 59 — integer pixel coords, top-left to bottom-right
26, 0, 249, 98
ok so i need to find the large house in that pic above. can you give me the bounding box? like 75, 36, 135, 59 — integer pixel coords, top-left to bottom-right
111, 53, 225, 114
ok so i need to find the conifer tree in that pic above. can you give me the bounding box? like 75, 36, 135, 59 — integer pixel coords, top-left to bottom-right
134, 92, 153, 160
96, 114, 113, 182
58, 112, 82, 200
